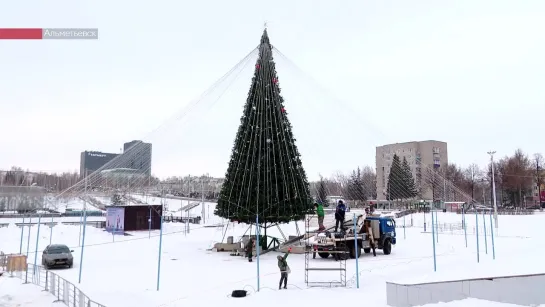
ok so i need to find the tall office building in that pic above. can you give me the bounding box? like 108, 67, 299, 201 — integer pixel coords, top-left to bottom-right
80, 151, 120, 178
123, 140, 152, 176
376, 140, 448, 201
80, 140, 152, 178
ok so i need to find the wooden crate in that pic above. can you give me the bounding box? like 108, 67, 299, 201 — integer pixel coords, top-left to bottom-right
7, 254, 27, 272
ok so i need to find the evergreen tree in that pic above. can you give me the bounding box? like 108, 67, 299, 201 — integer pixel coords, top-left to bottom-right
349, 167, 367, 201
317, 175, 328, 204
401, 157, 418, 199
215, 29, 312, 225
387, 154, 404, 201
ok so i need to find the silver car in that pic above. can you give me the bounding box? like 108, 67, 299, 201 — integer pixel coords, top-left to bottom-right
42, 244, 74, 269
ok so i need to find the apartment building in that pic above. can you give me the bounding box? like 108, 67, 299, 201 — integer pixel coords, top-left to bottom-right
376, 140, 448, 201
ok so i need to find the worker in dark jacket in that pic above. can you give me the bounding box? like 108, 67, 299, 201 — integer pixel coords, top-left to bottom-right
277, 248, 291, 289
334, 200, 346, 232
246, 238, 254, 262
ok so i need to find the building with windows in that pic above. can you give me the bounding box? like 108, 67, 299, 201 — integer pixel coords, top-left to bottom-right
376, 140, 448, 201
531, 182, 545, 207
80, 140, 152, 178
123, 140, 152, 176
80, 151, 120, 178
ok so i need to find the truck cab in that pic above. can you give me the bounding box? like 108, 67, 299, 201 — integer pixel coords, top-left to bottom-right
363, 216, 396, 255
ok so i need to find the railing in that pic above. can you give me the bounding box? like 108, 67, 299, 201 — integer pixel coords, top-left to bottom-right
305, 212, 337, 228
456, 209, 535, 215
0, 211, 106, 218
163, 215, 201, 224
0, 255, 106, 307
395, 209, 417, 218
61, 221, 106, 228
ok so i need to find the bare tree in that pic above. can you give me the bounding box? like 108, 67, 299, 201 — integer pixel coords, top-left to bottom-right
331, 171, 349, 197
360, 166, 377, 199
421, 167, 441, 202
444, 163, 471, 199
501, 149, 532, 207
464, 163, 482, 200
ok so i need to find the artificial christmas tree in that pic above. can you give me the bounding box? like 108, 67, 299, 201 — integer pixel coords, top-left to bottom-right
215, 29, 312, 226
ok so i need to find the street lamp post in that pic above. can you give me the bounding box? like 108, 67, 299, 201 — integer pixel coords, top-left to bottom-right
488, 151, 498, 229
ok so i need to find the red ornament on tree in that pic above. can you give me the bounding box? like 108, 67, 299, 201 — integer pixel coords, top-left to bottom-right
256, 64, 260, 69
281, 107, 285, 113
272, 78, 278, 84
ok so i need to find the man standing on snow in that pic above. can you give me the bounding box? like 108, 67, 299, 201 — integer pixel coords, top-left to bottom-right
277, 248, 291, 289
334, 200, 346, 232
246, 238, 254, 262
314, 202, 325, 231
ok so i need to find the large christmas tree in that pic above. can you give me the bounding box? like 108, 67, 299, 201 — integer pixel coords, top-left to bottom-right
215, 29, 312, 225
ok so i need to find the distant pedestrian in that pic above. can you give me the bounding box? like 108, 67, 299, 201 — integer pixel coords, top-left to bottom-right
334, 200, 346, 232
277, 248, 291, 289
363, 220, 377, 257
246, 238, 254, 262
314, 202, 325, 231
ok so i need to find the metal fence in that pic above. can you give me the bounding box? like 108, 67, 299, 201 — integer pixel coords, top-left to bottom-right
1, 255, 106, 307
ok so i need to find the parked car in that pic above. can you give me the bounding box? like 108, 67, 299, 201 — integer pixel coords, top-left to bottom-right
42, 244, 74, 269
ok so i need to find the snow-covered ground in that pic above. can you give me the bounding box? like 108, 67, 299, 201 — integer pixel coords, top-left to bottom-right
0, 277, 63, 306
1, 211, 544, 307
0, 273, 526, 307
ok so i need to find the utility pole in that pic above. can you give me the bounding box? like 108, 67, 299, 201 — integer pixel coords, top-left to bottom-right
488, 151, 498, 228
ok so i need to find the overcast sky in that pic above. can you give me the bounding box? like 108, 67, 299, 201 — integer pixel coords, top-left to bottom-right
1, 0, 544, 180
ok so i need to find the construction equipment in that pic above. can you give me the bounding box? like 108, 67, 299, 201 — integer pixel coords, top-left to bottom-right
310, 214, 397, 260
304, 214, 358, 287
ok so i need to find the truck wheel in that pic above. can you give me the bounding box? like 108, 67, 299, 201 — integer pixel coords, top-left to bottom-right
363, 248, 371, 254
383, 239, 392, 255
336, 246, 349, 260
349, 246, 361, 258
318, 252, 330, 259
348, 245, 355, 258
